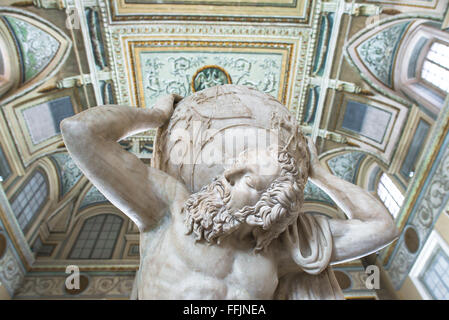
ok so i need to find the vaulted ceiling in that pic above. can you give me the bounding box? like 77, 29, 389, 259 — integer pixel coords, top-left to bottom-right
0, 0, 448, 300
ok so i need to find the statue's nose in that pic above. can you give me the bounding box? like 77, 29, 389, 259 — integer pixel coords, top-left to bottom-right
224, 166, 245, 186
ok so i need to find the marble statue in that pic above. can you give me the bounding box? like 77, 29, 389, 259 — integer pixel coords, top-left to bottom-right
61, 84, 398, 299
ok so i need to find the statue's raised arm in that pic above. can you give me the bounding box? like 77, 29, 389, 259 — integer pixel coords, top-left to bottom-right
60, 94, 189, 232
306, 138, 399, 264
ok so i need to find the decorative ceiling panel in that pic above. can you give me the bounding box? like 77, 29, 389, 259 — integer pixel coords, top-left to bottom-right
80, 185, 108, 210
326, 151, 366, 183
0, 8, 71, 105
50, 153, 83, 197
128, 40, 292, 107
108, 21, 318, 117
111, 0, 312, 23
4, 16, 60, 83
355, 21, 411, 88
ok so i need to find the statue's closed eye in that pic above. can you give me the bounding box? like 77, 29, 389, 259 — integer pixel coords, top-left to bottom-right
244, 175, 256, 189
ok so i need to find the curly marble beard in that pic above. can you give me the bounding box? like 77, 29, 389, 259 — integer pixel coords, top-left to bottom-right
183, 177, 248, 245
183, 151, 305, 251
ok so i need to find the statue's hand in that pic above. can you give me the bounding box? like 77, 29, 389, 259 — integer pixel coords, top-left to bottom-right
151, 94, 183, 126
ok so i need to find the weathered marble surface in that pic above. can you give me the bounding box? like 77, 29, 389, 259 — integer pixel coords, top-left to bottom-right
61, 85, 398, 299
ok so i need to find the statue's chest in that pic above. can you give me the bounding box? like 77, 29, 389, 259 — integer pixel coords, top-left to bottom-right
140, 222, 279, 299
175, 236, 279, 298
223, 251, 279, 299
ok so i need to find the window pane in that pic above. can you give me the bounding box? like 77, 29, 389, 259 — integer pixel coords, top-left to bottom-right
11, 171, 48, 231
377, 173, 404, 218
420, 249, 449, 300
69, 214, 123, 259
427, 42, 449, 69
422, 60, 449, 93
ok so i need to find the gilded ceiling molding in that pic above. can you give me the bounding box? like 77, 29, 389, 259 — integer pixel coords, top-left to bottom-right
109, 0, 313, 24
0, 7, 71, 106
94, 0, 325, 122
128, 40, 293, 108
104, 16, 321, 126
344, 13, 442, 107
111, 29, 308, 111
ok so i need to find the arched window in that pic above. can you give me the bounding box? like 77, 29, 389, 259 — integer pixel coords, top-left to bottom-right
69, 214, 123, 259
377, 173, 404, 219
396, 23, 449, 116
421, 42, 449, 93
10, 170, 48, 231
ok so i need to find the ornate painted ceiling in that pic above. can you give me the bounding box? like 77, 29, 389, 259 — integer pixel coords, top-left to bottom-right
0, 0, 449, 300
108, 0, 318, 120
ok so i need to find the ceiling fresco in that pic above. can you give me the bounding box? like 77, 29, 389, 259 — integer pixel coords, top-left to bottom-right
50, 153, 83, 198
4, 16, 60, 83
108, 3, 322, 120
356, 21, 411, 87
0, 8, 71, 104
129, 41, 292, 107
3, 0, 449, 301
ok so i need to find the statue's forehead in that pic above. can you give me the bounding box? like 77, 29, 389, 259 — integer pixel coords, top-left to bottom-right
234, 148, 280, 176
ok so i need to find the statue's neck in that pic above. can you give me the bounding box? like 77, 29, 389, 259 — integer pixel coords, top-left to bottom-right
221, 224, 257, 250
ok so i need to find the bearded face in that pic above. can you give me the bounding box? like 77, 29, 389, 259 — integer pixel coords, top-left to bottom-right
183, 177, 247, 244
183, 150, 307, 250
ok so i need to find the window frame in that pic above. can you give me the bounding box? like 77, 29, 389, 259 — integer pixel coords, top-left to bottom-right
416, 39, 449, 97
395, 23, 449, 117
9, 168, 49, 233
376, 173, 404, 219
68, 213, 124, 260
410, 230, 449, 300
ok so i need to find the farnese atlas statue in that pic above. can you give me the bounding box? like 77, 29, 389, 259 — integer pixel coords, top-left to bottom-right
61, 85, 398, 300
